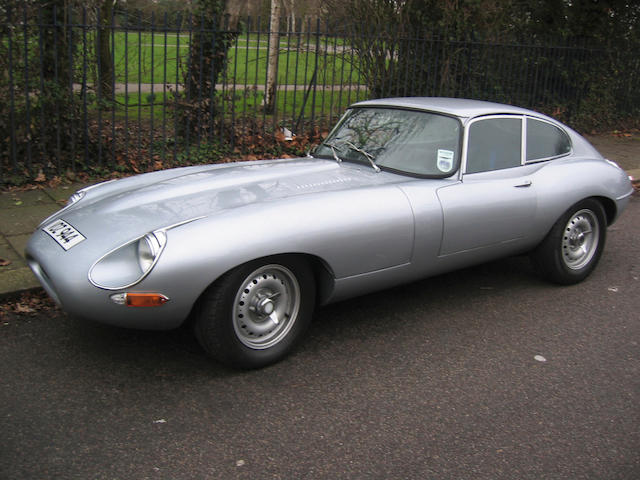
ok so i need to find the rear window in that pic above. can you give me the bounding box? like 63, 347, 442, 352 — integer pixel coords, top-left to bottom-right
526, 118, 571, 161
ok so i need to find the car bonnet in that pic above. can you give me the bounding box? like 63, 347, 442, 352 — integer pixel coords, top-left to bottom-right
40, 158, 403, 253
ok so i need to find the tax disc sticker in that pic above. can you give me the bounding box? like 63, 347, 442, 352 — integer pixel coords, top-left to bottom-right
437, 149, 454, 172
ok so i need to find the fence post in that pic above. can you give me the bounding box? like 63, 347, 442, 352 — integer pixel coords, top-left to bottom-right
7, 5, 17, 181
22, 6, 33, 172
310, 18, 321, 131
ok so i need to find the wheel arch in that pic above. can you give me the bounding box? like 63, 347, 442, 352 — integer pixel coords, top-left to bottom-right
592, 195, 617, 226
189, 252, 336, 319
539, 195, 616, 241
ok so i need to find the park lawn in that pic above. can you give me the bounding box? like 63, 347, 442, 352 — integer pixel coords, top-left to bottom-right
4, 30, 361, 88
110, 31, 361, 86
105, 87, 369, 126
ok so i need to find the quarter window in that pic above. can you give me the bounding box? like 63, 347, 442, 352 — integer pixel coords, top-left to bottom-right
526, 118, 571, 161
466, 118, 522, 174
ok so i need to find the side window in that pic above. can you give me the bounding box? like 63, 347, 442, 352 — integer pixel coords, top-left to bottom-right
526, 118, 571, 161
466, 117, 522, 174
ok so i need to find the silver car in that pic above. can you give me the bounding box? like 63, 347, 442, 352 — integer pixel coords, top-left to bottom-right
26, 98, 634, 368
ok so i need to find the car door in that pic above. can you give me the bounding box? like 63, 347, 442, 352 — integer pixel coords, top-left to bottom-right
437, 115, 538, 256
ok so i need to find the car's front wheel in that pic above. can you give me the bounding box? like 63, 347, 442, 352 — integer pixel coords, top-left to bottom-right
532, 198, 607, 285
194, 257, 315, 369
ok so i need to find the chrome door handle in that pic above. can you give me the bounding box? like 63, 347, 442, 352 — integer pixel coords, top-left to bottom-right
514, 180, 532, 188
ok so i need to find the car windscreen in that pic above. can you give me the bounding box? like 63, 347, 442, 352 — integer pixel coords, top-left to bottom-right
314, 107, 462, 177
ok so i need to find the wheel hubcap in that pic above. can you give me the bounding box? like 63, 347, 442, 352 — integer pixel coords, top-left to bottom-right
561, 209, 599, 270
233, 264, 300, 349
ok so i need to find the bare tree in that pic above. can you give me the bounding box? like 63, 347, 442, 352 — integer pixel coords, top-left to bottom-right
264, 0, 281, 113
281, 0, 295, 31
180, 0, 237, 137
96, 0, 114, 101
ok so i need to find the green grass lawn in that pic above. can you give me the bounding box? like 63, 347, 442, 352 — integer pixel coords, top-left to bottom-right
109, 31, 362, 86
6, 26, 367, 123
6, 29, 364, 92
107, 87, 369, 125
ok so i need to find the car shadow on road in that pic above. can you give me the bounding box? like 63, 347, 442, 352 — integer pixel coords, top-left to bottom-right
55, 254, 546, 379
309, 254, 545, 335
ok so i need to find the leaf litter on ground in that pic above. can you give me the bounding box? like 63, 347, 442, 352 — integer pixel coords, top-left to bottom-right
0, 290, 60, 323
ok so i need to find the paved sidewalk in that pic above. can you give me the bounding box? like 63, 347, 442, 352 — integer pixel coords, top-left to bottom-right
0, 182, 89, 297
1, 169, 639, 299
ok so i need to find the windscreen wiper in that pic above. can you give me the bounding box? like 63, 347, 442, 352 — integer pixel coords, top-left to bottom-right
323, 142, 343, 164
345, 141, 380, 173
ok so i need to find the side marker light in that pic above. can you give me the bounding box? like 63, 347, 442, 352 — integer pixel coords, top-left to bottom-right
110, 293, 169, 307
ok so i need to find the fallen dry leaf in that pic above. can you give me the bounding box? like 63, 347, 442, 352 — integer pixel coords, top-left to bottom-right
0, 258, 11, 267
14, 303, 36, 314
1, 291, 61, 317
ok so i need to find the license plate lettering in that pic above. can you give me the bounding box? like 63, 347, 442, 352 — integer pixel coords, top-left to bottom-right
43, 219, 86, 250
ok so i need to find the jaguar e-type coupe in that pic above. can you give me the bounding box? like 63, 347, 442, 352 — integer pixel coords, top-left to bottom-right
26, 98, 633, 368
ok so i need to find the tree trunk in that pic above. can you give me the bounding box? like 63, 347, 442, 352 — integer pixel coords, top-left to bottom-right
97, 0, 114, 101
264, 0, 281, 114
41, 0, 71, 84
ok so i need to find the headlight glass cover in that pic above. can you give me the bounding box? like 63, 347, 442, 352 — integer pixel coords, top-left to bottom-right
89, 231, 167, 290
137, 233, 164, 272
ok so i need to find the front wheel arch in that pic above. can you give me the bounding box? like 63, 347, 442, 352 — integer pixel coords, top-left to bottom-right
190, 253, 334, 314
193, 254, 319, 368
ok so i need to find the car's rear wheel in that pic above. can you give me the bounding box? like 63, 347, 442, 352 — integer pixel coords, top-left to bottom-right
194, 256, 315, 369
532, 199, 606, 285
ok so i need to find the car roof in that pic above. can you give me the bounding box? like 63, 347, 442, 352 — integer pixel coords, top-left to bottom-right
351, 97, 541, 120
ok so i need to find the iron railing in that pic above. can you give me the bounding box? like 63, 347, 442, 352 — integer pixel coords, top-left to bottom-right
1, 6, 638, 184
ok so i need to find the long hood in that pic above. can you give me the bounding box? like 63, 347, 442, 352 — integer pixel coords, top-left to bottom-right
46, 158, 406, 248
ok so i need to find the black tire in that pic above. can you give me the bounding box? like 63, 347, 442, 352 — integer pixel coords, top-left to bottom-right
531, 198, 606, 285
194, 256, 315, 369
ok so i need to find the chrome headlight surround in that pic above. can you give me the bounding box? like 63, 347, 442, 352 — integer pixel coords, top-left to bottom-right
89, 231, 167, 290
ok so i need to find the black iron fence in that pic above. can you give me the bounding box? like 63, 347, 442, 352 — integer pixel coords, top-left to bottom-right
1, 6, 638, 185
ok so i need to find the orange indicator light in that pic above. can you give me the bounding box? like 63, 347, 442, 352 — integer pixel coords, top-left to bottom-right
125, 293, 170, 307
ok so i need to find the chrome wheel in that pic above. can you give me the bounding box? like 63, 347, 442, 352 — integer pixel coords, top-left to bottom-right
232, 264, 301, 350
561, 209, 600, 270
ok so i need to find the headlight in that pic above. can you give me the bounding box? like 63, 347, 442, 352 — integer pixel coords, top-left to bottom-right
89, 231, 167, 290
137, 232, 165, 272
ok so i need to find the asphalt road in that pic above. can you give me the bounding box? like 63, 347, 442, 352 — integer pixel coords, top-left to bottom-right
2, 195, 639, 480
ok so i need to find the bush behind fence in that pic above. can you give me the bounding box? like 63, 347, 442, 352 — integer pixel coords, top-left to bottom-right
1, 6, 639, 185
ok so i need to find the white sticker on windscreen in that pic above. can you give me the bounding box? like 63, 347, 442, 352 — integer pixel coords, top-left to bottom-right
437, 149, 454, 172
